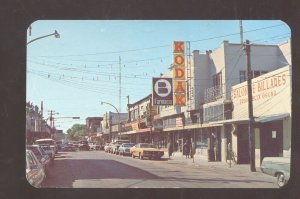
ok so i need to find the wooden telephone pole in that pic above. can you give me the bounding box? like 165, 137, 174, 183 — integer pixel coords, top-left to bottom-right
245, 40, 256, 172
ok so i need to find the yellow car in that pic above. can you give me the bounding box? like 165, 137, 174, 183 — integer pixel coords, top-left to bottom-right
131, 143, 164, 160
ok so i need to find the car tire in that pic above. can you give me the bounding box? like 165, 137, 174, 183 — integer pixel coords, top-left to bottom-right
277, 173, 286, 187
139, 153, 143, 160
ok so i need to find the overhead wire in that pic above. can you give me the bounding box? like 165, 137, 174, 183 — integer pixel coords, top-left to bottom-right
28, 23, 287, 58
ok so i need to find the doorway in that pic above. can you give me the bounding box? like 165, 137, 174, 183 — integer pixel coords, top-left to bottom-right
260, 120, 283, 161
237, 124, 250, 164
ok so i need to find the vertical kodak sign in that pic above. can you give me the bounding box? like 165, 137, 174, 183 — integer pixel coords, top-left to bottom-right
173, 41, 186, 106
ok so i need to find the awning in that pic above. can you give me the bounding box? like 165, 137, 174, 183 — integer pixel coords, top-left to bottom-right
255, 113, 290, 123
121, 130, 136, 135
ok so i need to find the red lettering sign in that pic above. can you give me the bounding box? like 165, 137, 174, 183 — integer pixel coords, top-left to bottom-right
173, 41, 184, 53
175, 94, 186, 106
174, 54, 185, 66
175, 81, 186, 92
174, 67, 185, 79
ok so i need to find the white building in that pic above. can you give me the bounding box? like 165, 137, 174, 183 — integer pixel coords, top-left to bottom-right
155, 39, 291, 166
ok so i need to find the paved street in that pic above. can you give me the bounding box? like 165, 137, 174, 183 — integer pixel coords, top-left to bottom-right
43, 150, 278, 188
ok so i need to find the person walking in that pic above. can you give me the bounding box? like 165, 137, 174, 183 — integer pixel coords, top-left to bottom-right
183, 140, 190, 159
167, 141, 173, 159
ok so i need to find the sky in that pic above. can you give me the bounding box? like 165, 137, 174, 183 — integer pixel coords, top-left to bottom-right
26, 20, 291, 133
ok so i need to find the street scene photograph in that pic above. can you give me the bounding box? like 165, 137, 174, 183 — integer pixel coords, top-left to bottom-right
26, 20, 291, 188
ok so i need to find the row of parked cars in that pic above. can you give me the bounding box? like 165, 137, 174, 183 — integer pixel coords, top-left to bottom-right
60, 140, 102, 152
26, 138, 58, 188
104, 140, 165, 160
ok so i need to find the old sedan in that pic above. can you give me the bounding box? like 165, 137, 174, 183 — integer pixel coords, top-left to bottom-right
27, 145, 51, 174
131, 143, 164, 160
118, 143, 135, 156
261, 156, 290, 187
26, 149, 46, 188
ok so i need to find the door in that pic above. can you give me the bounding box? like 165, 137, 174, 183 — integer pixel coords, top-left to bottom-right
260, 120, 283, 160
237, 124, 250, 164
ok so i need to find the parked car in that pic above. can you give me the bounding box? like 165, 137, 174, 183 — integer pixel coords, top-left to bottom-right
105, 143, 115, 153
26, 145, 51, 174
111, 140, 130, 154
111, 143, 121, 154
26, 149, 46, 188
79, 140, 90, 151
34, 138, 58, 154
118, 143, 135, 156
62, 143, 77, 152
39, 144, 55, 161
89, 142, 101, 150
261, 153, 291, 187
131, 143, 164, 160
104, 143, 111, 152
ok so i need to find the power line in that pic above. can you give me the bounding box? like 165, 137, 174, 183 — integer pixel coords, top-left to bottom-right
29, 23, 287, 58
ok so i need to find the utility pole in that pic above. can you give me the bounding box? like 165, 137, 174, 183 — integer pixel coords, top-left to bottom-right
119, 56, 122, 113
40, 101, 43, 132
240, 20, 244, 44
244, 40, 256, 172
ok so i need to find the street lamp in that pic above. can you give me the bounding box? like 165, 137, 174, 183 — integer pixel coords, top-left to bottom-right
27, 30, 60, 45
101, 101, 121, 141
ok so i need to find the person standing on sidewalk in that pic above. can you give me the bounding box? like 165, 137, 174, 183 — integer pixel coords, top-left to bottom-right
183, 140, 190, 159
167, 141, 173, 159
190, 139, 195, 158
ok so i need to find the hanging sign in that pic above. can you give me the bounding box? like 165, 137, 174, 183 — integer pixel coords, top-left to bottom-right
152, 77, 173, 105
173, 41, 186, 106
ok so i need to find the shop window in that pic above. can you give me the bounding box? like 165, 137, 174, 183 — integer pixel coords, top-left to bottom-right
195, 130, 208, 149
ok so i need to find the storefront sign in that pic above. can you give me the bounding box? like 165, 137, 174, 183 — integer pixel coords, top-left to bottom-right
173, 41, 186, 106
152, 77, 173, 105
231, 66, 291, 119
132, 121, 139, 131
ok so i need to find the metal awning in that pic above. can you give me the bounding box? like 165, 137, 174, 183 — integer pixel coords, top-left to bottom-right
255, 113, 290, 123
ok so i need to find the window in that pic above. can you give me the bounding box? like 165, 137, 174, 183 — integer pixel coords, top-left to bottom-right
239, 71, 246, 83
213, 72, 222, 87
239, 70, 268, 83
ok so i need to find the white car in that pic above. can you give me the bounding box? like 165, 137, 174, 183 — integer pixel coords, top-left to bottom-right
118, 143, 135, 156
26, 149, 46, 188
39, 144, 55, 161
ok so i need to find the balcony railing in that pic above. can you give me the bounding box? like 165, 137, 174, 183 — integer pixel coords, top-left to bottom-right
204, 84, 225, 103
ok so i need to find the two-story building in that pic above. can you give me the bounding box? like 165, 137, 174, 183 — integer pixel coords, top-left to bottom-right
154, 39, 291, 165
101, 111, 128, 143
124, 94, 160, 144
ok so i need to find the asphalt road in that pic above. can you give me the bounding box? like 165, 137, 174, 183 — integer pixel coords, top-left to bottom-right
43, 150, 278, 188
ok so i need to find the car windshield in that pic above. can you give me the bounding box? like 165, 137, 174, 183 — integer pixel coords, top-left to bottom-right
27, 147, 41, 157
123, 143, 135, 147
140, 144, 156, 148
35, 140, 55, 145
41, 146, 51, 151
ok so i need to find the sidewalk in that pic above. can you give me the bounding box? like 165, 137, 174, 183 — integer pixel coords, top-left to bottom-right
162, 151, 260, 173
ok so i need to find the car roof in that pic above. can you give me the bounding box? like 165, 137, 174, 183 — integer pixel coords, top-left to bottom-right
35, 138, 55, 141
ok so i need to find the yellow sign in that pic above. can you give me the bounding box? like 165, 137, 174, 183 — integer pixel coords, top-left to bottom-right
174, 81, 186, 93
173, 41, 185, 53
174, 93, 186, 106
173, 54, 185, 66
173, 41, 186, 106
173, 66, 185, 80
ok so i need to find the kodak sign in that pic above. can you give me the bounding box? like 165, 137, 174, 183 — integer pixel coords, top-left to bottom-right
173, 41, 186, 106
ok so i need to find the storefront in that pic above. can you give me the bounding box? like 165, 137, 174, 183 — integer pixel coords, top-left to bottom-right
231, 66, 291, 167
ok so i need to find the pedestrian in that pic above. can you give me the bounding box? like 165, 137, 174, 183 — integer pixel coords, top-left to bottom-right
183, 140, 190, 159
190, 139, 195, 158
167, 141, 173, 159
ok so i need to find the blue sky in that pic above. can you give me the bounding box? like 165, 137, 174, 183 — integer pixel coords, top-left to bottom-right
26, 20, 291, 133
